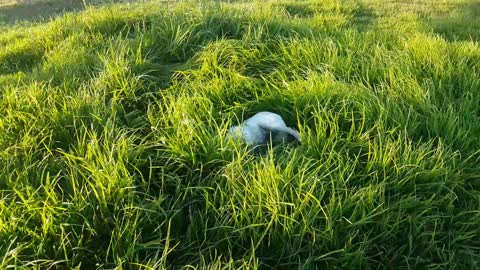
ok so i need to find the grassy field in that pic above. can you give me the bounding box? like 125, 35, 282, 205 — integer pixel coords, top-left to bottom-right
1, 0, 480, 268
0, 0, 139, 25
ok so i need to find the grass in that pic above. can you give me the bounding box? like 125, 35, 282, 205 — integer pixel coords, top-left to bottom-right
0, 0, 140, 25
0, 0, 479, 268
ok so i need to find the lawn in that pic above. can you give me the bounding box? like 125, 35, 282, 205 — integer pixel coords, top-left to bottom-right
0, 0, 479, 268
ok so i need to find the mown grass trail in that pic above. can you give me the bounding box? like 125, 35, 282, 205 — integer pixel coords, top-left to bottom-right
0, 0, 479, 268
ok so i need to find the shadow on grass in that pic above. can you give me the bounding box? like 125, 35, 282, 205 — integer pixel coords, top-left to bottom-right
349, 3, 376, 31
0, 0, 84, 24
281, 2, 316, 18
428, 1, 480, 42
0, 0, 135, 25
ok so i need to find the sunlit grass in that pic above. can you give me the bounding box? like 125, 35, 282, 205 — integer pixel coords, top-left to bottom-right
0, 0, 479, 268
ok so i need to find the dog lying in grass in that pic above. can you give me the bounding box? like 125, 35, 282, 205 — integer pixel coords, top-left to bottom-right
227, 112, 301, 147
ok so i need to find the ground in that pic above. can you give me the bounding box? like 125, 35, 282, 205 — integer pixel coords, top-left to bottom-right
0, 0, 479, 269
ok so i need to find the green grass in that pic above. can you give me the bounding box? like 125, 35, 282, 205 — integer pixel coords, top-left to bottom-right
0, 0, 140, 25
0, 0, 479, 268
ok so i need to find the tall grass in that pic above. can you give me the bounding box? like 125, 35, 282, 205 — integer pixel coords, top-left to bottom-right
1, 0, 479, 268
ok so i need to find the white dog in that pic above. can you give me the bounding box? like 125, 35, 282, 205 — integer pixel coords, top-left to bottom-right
227, 112, 300, 146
